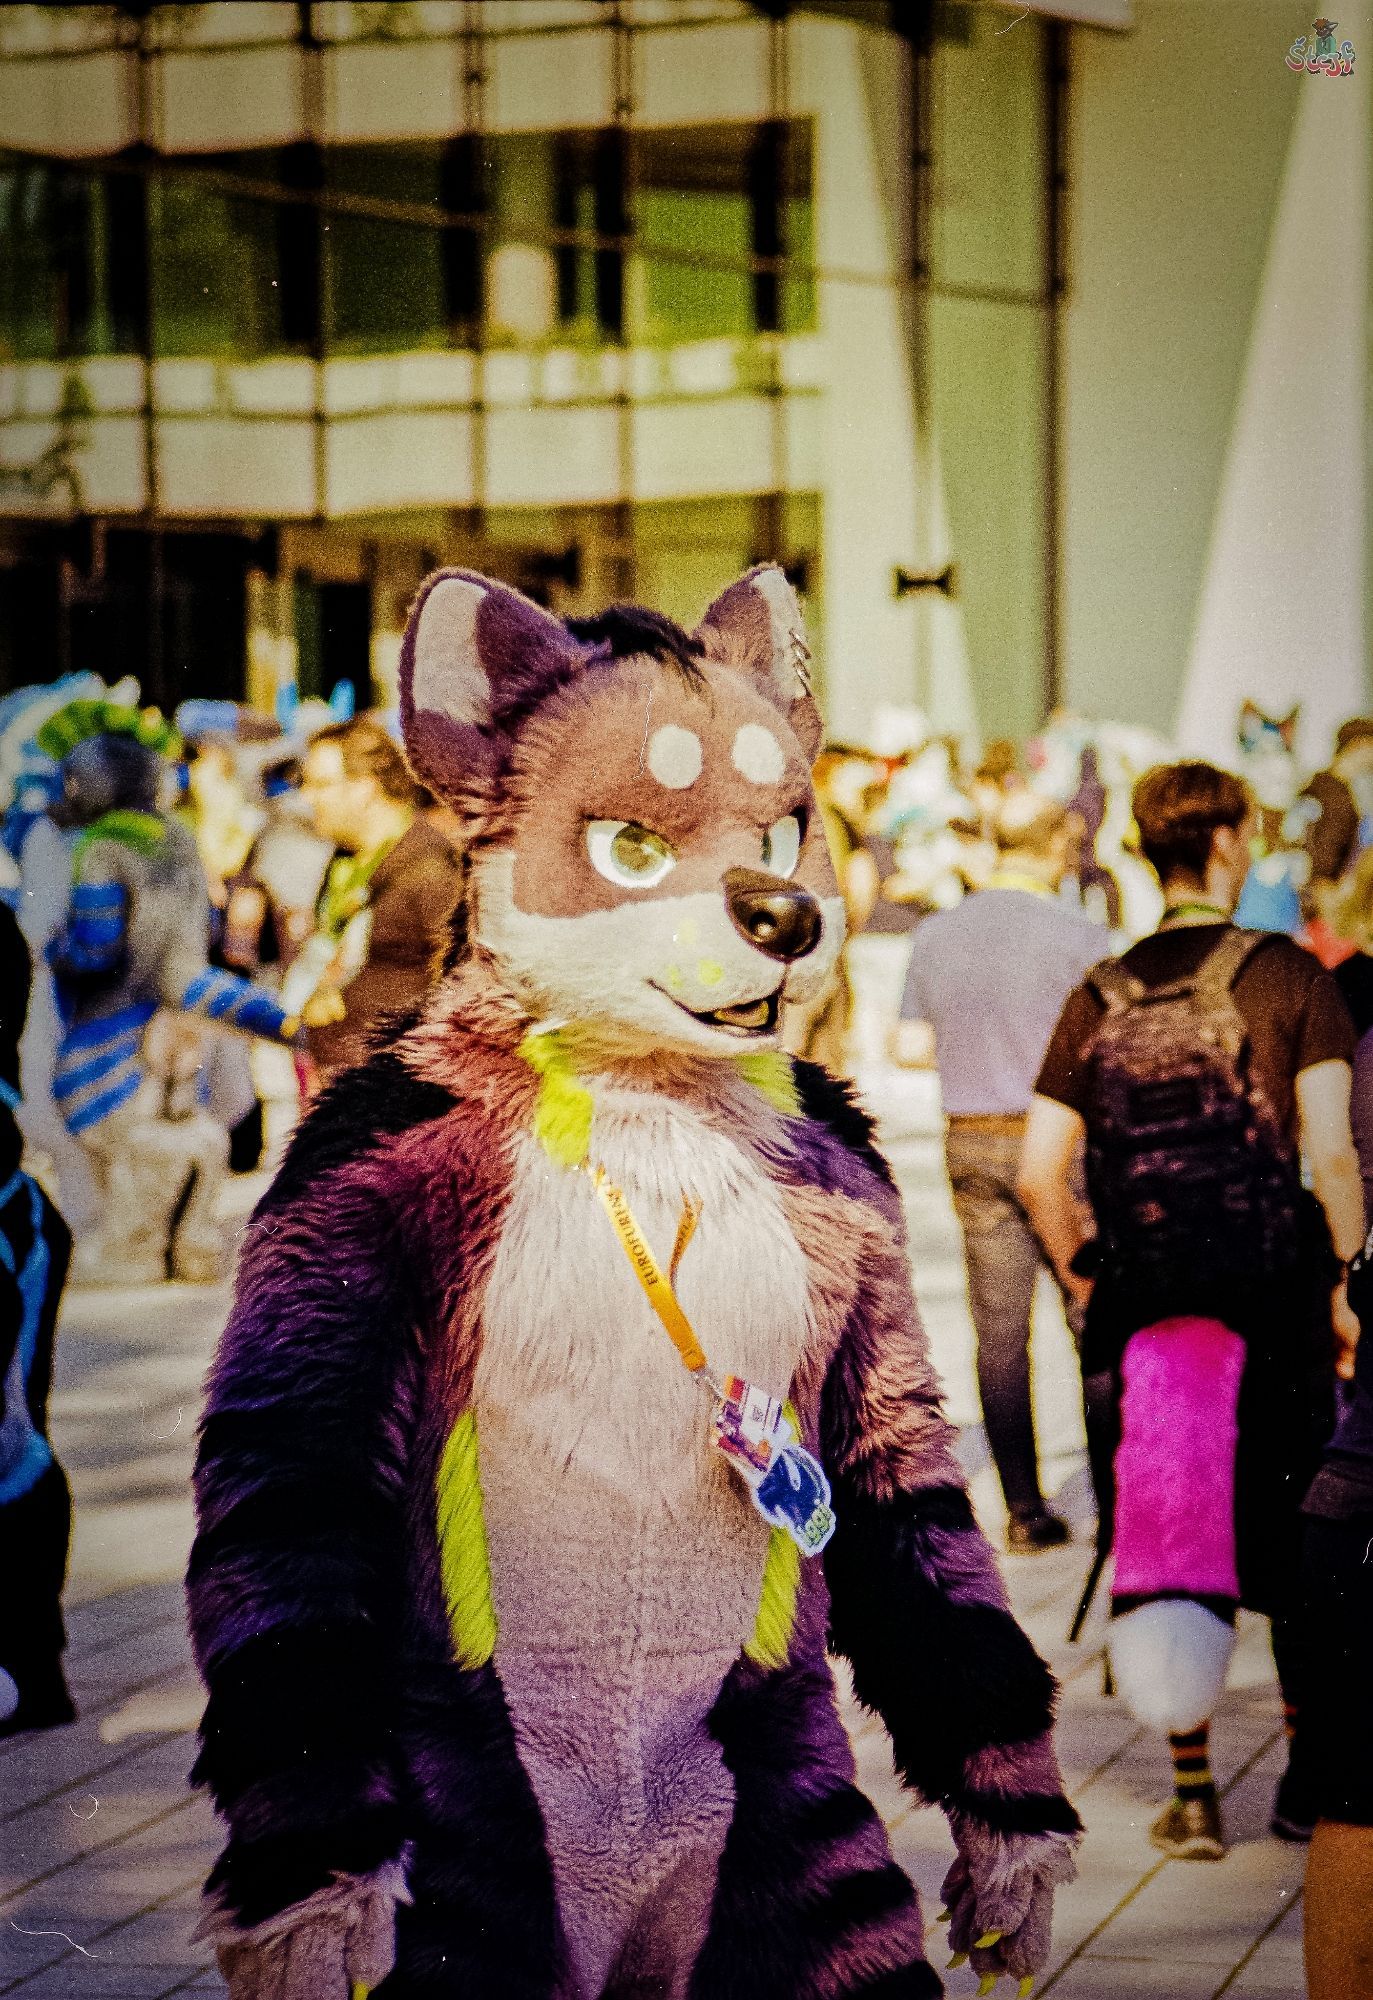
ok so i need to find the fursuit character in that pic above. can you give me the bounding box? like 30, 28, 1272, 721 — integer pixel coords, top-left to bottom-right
43, 714, 297, 1284
188, 567, 1081, 2000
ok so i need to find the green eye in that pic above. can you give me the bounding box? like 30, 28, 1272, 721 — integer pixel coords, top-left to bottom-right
760, 814, 802, 877
586, 819, 677, 889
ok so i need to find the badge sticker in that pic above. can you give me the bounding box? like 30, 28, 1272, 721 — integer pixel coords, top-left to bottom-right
710, 1376, 837, 1557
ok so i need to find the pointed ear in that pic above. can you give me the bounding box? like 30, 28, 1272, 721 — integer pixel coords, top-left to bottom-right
696, 564, 822, 761
1237, 699, 1264, 751
1279, 706, 1301, 750
398, 568, 581, 798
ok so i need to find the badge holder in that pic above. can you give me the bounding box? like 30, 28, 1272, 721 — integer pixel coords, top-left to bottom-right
589, 1168, 838, 1559
710, 1375, 837, 1555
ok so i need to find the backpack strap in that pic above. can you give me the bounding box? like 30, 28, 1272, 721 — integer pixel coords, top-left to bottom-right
1086, 956, 1147, 1014
1193, 925, 1270, 1001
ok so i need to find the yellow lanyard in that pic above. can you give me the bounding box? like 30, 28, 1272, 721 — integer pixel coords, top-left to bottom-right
589, 1168, 710, 1378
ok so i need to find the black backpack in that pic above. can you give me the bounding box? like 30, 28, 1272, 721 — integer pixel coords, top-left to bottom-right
1082, 928, 1302, 1292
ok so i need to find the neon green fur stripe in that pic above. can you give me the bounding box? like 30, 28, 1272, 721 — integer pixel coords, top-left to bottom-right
733, 1050, 802, 1116
744, 1400, 804, 1670
518, 1032, 802, 1171
745, 1527, 802, 1670
435, 1410, 498, 1668
519, 1030, 595, 1168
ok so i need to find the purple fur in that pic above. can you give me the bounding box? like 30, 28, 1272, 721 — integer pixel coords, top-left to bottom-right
187, 992, 1078, 1991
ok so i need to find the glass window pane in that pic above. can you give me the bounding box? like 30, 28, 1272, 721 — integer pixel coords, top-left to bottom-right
0, 162, 115, 360
326, 143, 448, 353
151, 155, 290, 358
487, 132, 564, 345
632, 121, 814, 346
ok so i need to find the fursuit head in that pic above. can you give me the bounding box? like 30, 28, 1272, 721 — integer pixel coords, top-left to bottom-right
187, 566, 1081, 2000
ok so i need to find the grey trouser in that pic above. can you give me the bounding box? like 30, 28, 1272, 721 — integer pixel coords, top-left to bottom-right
945, 1115, 1050, 1514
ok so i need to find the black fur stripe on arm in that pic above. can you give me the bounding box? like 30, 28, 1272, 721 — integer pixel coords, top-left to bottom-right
187, 1062, 448, 1925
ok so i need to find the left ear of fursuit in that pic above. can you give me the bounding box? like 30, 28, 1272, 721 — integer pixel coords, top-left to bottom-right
398, 568, 583, 800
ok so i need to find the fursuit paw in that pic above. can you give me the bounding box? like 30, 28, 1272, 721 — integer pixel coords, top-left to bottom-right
196, 1858, 410, 2000
941, 1828, 1078, 1992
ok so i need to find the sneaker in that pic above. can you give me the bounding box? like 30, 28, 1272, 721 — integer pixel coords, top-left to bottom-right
1150, 1794, 1226, 1861
1270, 1758, 1318, 1844
1006, 1509, 1072, 1554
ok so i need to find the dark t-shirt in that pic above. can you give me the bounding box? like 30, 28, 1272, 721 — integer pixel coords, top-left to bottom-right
1042, 924, 1357, 1588
1036, 923, 1355, 1145
1300, 768, 1360, 885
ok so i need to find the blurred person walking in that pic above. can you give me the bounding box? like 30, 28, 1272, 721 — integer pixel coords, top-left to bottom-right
895, 794, 1104, 1550
0, 905, 75, 1738
1332, 850, 1373, 1212
1301, 717, 1373, 901
1300, 1181, 1373, 1997
1298, 759, 1373, 1997
291, 718, 462, 1079
1019, 762, 1362, 1861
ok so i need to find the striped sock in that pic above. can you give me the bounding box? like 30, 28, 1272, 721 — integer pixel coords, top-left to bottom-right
1169, 1725, 1216, 1802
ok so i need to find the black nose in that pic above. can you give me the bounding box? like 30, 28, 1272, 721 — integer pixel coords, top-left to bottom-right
723, 868, 822, 962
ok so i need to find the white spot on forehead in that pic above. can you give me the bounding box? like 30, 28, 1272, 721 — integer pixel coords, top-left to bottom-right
732, 723, 787, 786
647, 723, 703, 790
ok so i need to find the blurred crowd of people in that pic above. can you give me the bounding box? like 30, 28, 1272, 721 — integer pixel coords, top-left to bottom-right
6, 669, 1373, 1990
799, 704, 1373, 1075
0, 675, 462, 1288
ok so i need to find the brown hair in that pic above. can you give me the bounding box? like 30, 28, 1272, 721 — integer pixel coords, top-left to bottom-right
1131, 760, 1251, 884
311, 716, 423, 807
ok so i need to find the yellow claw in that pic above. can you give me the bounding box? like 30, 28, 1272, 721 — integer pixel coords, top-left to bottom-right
949, 1952, 969, 1969
975, 1931, 1004, 1948
1019, 1980, 1036, 1999
978, 1977, 999, 1998
351, 1986, 371, 2000
937, 1908, 952, 1923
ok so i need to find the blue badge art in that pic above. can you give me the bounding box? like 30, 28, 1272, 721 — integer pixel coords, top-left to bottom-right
755, 1440, 837, 1556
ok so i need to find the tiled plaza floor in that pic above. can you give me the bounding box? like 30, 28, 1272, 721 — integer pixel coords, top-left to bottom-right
0, 1070, 1307, 1998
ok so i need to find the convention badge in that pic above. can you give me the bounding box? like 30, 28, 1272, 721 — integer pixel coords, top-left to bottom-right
710, 1375, 790, 1480
710, 1377, 837, 1557
754, 1442, 838, 1556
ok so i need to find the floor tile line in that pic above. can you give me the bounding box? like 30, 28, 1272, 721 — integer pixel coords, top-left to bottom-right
0, 1663, 201, 1776
0, 1731, 189, 1831
1209, 1887, 1305, 1999
1072, 1719, 1149, 1795
1035, 1724, 1287, 1994
66, 1608, 188, 1671
0, 1791, 199, 1918
1035, 1856, 1169, 1995
0, 1863, 208, 1997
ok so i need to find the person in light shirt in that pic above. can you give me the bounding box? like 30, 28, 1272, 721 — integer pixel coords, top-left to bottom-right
895, 793, 1105, 1552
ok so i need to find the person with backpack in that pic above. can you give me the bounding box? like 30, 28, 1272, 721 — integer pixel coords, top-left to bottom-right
1017, 760, 1363, 1862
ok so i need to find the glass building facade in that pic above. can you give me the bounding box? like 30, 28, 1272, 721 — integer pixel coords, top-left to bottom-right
0, 0, 1070, 743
